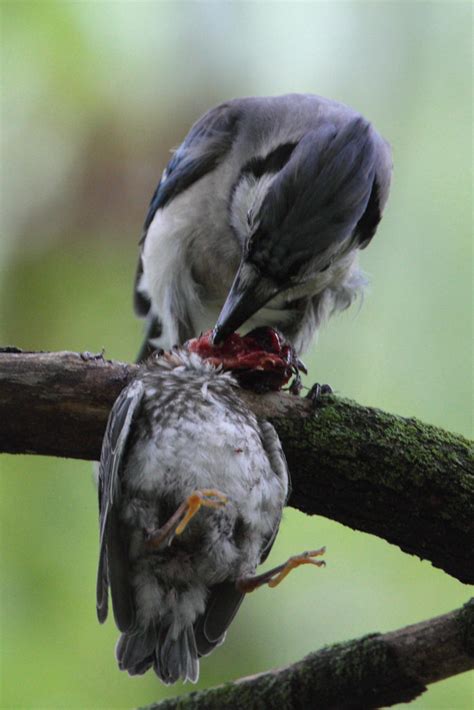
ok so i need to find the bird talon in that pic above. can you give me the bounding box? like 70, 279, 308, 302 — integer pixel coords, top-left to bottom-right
236, 547, 325, 593
288, 372, 303, 396
267, 547, 326, 587
175, 489, 228, 536
144, 489, 227, 550
306, 383, 333, 411
320, 384, 333, 395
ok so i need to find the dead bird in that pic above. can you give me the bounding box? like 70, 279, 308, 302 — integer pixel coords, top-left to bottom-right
97, 335, 324, 683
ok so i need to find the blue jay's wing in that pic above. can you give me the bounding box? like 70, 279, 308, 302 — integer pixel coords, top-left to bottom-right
133, 102, 240, 320
352, 174, 383, 249
144, 103, 239, 224
96, 378, 145, 631
354, 134, 392, 250
257, 118, 380, 261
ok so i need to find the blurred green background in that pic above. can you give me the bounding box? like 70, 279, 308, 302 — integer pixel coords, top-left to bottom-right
1, 2, 472, 708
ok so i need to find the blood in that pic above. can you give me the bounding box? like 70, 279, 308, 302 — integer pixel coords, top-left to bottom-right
187, 327, 306, 393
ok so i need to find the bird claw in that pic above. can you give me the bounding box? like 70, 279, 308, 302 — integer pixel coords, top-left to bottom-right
144, 489, 228, 550
287, 355, 307, 395
288, 371, 303, 396
175, 489, 228, 535
267, 548, 326, 587
305, 382, 333, 410
236, 547, 325, 593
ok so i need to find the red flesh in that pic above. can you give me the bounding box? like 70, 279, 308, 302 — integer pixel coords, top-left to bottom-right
187, 328, 305, 392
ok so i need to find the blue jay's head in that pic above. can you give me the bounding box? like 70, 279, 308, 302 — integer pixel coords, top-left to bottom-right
212, 116, 382, 344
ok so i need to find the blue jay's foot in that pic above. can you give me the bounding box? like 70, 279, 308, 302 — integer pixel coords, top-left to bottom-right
236, 547, 325, 593
144, 489, 228, 550
287, 355, 307, 396
288, 371, 303, 396
306, 382, 333, 409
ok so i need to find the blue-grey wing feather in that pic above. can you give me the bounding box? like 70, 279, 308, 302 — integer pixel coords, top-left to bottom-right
259, 118, 377, 264
353, 128, 392, 250
96, 378, 145, 629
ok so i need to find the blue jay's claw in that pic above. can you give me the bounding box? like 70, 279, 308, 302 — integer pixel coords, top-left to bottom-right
296, 357, 308, 375
236, 547, 326, 593
306, 382, 333, 410
288, 371, 303, 396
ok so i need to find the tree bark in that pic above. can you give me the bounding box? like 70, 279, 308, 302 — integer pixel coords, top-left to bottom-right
1, 349, 473, 584
138, 599, 474, 710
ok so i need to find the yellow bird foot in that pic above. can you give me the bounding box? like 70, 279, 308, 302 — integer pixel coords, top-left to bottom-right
145, 489, 228, 550
236, 547, 326, 593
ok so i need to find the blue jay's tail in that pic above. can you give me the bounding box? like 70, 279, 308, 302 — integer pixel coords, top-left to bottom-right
116, 624, 199, 684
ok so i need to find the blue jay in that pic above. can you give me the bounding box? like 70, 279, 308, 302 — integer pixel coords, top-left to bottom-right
97, 346, 324, 683
134, 94, 392, 359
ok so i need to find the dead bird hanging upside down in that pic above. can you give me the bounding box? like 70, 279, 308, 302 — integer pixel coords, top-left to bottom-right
96, 328, 324, 683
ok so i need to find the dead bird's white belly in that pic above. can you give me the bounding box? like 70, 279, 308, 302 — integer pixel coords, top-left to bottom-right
125, 408, 284, 532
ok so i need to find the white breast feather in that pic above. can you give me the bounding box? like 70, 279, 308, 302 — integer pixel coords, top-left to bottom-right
141, 182, 217, 348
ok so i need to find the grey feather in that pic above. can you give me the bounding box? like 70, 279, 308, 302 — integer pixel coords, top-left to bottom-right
116, 626, 155, 675
156, 626, 199, 685
194, 581, 245, 656
97, 378, 145, 630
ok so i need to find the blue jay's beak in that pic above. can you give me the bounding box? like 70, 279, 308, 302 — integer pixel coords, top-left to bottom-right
212, 264, 280, 345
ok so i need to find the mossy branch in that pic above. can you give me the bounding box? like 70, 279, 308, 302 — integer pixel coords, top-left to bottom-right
139, 599, 474, 710
0, 349, 473, 585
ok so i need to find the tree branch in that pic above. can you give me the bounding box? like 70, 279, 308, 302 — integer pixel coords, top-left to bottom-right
1, 349, 473, 583
138, 599, 474, 710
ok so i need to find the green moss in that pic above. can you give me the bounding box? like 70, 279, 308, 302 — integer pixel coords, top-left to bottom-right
142, 633, 426, 710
